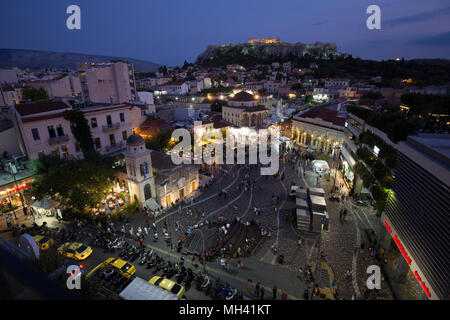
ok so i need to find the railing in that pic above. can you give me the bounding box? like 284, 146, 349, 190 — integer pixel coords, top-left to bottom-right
105, 141, 124, 152
48, 134, 69, 145
346, 123, 361, 137
102, 122, 120, 132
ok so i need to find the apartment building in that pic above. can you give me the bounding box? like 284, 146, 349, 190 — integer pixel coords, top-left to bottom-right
78, 61, 137, 104
26, 74, 82, 100
158, 81, 189, 96
0, 68, 19, 84
12, 101, 139, 160
264, 80, 283, 94
324, 78, 350, 88
0, 85, 20, 106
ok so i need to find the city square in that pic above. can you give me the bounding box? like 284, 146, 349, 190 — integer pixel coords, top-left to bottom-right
0, 0, 448, 309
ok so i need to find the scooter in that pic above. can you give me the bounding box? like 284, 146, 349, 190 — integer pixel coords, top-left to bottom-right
201, 275, 210, 295
226, 287, 238, 300
139, 249, 153, 265
210, 280, 222, 299
328, 195, 340, 202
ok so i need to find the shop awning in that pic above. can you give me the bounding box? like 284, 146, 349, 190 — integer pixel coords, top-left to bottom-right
143, 198, 161, 211
312, 160, 330, 171
32, 197, 58, 210
340, 145, 356, 168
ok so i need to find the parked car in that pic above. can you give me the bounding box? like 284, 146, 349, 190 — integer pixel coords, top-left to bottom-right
58, 242, 93, 260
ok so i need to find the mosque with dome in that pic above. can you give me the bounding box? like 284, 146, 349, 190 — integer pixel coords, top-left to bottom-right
221, 91, 269, 128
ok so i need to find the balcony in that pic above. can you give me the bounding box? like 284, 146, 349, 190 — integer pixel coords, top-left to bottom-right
105, 141, 124, 153
48, 134, 69, 145
102, 122, 120, 132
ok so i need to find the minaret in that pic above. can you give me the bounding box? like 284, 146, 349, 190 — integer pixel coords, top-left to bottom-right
123, 134, 156, 206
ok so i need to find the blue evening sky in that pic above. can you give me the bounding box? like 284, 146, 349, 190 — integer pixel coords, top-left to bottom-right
1, 0, 449, 66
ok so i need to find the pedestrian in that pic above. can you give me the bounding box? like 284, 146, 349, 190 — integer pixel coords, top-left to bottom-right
281, 290, 287, 300
345, 270, 352, 282
139, 237, 144, 248
56, 209, 62, 223
154, 232, 158, 242
220, 257, 226, 270
6, 213, 13, 228
237, 258, 242, 268
298, 267, 303, 279
297, 237, 302, 248
255, 282, 261, 297
260, 287, 265, 300
272, 285, 277, 299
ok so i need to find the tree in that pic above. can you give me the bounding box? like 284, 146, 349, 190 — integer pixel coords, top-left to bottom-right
158, 65, 168, 75
305, 95, 314, 104
63, 110, 95, 158
182, 60, 190, 70
291, 83, 302, 91
211, 100, 227, 112
218, 73, 228, 83
28, 154, 116, 213
22, 87, 50, 102
144, 130, 174, 153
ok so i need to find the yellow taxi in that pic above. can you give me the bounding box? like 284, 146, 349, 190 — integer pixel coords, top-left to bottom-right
149, 276, 185, 298
33, 235, 55, 251
57, 242, 93, 261
87, 257, 136, 279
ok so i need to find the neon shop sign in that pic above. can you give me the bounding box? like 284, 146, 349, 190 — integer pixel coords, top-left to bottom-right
384, 220, 431, 298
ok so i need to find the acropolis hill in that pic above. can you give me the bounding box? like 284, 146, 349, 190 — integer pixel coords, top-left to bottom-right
196, 41, 347, 66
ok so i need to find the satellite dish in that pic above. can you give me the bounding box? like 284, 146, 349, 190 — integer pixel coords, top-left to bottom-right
18, 234, 40, 260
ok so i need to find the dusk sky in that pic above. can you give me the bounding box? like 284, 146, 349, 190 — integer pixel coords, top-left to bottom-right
1, 0, 450, 66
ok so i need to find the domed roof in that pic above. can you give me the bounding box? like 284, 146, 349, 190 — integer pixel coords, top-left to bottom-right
230, 91, 255, 102
126, 133, 144, 146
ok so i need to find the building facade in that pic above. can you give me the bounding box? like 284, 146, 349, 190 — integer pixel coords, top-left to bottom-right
248, 38, 280, 44
78, 62, 137, 104
381, 134, 450, 300
291, 103, 348, 154
12, 101, 149, 160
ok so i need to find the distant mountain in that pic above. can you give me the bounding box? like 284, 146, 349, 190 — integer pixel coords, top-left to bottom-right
0, 48, 160, 72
